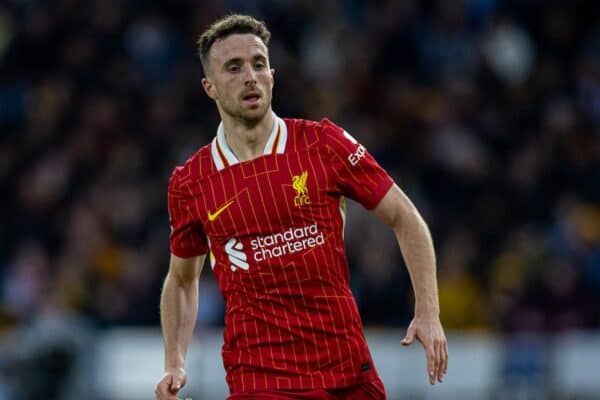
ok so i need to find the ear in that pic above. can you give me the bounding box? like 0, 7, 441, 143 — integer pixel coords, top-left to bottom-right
270, 68, 275, 87
202, 77, 217, 100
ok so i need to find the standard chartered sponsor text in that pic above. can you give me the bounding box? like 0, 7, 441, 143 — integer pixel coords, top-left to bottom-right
250, 223, 325, 262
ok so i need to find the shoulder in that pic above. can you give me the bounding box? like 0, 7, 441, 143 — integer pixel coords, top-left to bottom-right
282, 117, 344, 134
282, 117, 346, 149
168, 143, 213, 194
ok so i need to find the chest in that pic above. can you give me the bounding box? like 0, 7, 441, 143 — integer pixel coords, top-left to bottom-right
192, 151, 336, 242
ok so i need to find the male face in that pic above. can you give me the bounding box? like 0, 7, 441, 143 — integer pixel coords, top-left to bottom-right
202, 33, 274, 125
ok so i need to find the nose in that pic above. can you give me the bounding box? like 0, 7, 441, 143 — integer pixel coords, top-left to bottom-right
243, 64, 257, 86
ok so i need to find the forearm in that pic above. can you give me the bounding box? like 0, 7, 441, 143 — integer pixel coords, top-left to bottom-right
160, 272, 199, 370
395, 209, 439, 317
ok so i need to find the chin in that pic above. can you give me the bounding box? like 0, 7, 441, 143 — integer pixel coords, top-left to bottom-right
224, 102, 270, 125
241, 105, 269, 120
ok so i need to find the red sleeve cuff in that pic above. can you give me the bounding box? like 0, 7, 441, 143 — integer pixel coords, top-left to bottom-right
363, 178, 394, 210
170, 245, 207, 259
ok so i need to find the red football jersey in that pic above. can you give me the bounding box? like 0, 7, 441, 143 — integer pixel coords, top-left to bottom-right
168, 114, 394, 394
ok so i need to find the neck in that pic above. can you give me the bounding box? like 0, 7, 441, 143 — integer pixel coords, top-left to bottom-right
221, 110, 275, 162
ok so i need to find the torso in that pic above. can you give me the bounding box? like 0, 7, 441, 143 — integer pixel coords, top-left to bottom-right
169, 115, 392, 393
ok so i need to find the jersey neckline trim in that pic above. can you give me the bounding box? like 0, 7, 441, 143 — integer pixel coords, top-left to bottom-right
210, 112, 288, 171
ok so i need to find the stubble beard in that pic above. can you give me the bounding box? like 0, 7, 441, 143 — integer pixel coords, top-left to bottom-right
220, 93, 271, 128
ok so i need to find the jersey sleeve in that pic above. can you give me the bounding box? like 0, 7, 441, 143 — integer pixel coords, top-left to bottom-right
168, 168, 209, 258
323, 119, 394, 210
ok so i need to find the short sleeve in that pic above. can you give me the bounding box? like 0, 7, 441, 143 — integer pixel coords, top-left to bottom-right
323, 119, 394, 209
168, 168, 209, 258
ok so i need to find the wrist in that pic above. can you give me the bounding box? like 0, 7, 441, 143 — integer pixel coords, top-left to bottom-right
165, 365, 185, 375
165, 355, 185, 371
415, 303, 439, 318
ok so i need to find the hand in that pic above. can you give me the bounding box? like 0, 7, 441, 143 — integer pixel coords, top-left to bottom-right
155, 367, 188, 400
401, 315, 448, 385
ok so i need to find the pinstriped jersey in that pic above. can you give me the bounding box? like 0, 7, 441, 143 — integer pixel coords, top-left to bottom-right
168, 114, 394, 394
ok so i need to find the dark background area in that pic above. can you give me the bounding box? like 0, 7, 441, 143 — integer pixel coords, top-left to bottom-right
0, 0, 598, 356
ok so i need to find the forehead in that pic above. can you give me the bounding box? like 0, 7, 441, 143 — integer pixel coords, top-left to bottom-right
209, 33, 268, 64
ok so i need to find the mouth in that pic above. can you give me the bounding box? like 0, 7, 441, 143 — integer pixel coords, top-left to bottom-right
242, 92, 261, 104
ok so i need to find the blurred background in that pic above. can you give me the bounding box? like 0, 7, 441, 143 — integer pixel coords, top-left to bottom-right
0, 0, 598, 399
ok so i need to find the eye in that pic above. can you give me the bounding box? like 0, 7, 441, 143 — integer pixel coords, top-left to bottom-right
254, 61, 266, 70
227, 64, 240, 73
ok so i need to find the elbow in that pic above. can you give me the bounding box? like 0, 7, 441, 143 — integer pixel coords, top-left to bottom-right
168, 271, 198, 288
396, 207, 427, 235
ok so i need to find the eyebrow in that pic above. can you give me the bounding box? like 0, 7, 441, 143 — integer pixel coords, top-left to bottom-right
223, 57, 242, 69
222, 54, 267, 68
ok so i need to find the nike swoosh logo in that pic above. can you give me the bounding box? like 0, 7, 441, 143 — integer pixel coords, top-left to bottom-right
207, 200, 234, 222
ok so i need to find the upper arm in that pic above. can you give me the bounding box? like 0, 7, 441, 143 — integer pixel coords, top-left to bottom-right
168, 253, 206, 283
168, 168, 210, 258
372, 183, 420, 231
322, 119, 394, 210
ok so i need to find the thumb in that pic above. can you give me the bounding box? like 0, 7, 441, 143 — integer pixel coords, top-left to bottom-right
401, 327, 415, 346
171, 376, 181, 392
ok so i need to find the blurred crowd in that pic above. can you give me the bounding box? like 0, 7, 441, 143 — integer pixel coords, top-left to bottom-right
1, 0, 599, 342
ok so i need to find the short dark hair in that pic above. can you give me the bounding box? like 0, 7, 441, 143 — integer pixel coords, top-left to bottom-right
197, 14, 271, 74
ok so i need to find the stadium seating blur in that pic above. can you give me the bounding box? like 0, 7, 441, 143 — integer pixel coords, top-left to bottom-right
0, 0, 598, 399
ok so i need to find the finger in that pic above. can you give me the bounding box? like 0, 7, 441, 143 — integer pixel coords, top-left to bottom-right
441, 340, 448, 377
171, 376, 181, 392
435, 339, 443, 383
401, 327, 415, 346
435, 340, 443, 382
155, 386, 175, 400
156, 380, 171, 396
432, 339, 441, 385
425, 342, 436, 385
157, 375, 179, 398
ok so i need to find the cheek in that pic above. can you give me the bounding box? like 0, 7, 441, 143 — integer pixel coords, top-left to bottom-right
218, 79, 238, 99
260, 74, 274, 89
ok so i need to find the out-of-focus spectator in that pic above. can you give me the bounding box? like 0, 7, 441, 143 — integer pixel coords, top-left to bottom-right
482, 17, 535, 86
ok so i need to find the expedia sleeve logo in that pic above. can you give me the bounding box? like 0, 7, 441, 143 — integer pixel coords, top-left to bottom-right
347, 144, 366, 166
343, 130, 367, 166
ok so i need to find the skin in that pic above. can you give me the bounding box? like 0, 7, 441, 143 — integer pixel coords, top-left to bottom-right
201, 33, 276, 162
156, 31, 447, 400
373, 184, 448, 385
155, 254, 204, 400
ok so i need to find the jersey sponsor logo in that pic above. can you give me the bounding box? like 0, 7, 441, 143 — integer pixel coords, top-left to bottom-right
250, 223, 325, 262
225, 238, 249, 271
348, 144, 366, 166
342, 130, 367, 166
292, 170, 311, 206
208, 200, 234, 222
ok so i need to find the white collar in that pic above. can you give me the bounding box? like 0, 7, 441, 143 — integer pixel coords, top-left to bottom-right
211, 112, 288, 171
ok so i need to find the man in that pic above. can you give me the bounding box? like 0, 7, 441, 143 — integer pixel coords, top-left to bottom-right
156, 14, 447, 400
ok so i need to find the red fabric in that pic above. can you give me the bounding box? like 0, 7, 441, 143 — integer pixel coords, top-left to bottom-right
226, 378, 386, 399
168, 118, 393, 393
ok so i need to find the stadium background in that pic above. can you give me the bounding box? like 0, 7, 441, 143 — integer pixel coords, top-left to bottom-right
0, 0, 598, 399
